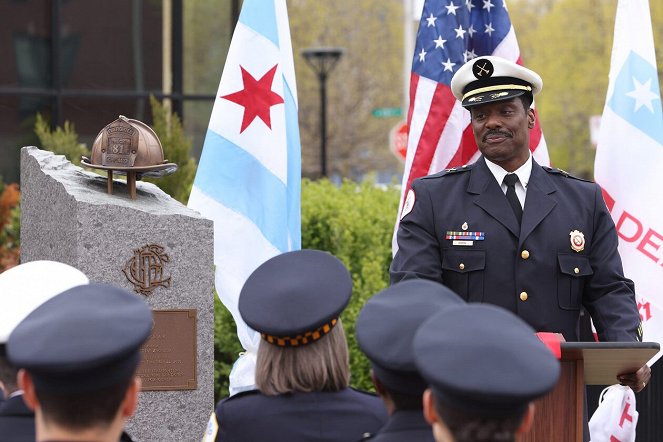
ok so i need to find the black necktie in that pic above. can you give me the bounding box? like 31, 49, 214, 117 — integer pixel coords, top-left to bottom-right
503, 174, 522, 223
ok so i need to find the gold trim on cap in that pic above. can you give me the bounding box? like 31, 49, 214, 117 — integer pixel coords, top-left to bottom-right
462, 84, 532, 102
262, 318, 338, 347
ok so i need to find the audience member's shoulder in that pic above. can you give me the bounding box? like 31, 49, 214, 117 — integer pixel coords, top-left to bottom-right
542, 165, 593, 183
215, 389, 261, 412
347, 388, 388, 414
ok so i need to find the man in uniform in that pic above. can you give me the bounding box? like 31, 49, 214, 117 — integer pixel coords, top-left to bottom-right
356, 279, 464, 441
414, 303, 560, 442
0, 261, 89, 441
7, 283, 152, 442
390, 56, 649, 392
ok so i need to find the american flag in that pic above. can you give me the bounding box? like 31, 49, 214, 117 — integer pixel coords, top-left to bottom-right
395, 0, 549, 242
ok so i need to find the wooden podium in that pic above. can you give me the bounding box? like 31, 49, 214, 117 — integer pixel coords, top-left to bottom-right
522, 341, 659, 442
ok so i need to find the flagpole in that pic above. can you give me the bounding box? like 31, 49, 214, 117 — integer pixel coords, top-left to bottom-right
403, 0, 413, 111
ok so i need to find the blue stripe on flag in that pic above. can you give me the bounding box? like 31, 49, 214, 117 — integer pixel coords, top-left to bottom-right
194, 130, 289, 252
284, 79, 301, 249
239, 0, 279, 48
609, 51, 663, 145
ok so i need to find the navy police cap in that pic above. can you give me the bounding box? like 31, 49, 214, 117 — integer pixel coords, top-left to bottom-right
239, 249, 352, 347
357, 280, 464, 394
413, 304, 560, 417
7, 283, 153, 393
450, 56, 542, 108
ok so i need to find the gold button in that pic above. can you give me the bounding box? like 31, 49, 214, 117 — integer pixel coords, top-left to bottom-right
521, 250, 530, 259
520, 292, 528, 301
459, 263, 465, 270
574, 267, 580, 274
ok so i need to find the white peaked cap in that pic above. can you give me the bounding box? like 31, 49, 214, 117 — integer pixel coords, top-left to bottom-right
0, 261, 89, 343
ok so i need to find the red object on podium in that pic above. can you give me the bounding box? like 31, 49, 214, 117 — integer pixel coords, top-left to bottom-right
536, 332, 563, 359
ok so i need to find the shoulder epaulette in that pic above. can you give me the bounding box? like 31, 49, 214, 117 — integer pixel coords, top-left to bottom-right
422, 163, 473, 180
542, 166, 593, 183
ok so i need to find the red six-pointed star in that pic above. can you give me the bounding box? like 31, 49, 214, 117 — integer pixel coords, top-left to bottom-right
221, 64, 284, 133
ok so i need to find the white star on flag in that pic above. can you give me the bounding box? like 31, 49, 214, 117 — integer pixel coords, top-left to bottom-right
625, 77, 660, 112
446, 1, 460, 15
434, 36, 447, 48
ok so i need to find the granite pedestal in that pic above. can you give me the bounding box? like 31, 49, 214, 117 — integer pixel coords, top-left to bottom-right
20, 146, 214, 442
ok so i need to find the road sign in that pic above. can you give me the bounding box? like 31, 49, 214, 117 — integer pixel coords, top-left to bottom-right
372, 107, 403, 118
389, 121, 408, 162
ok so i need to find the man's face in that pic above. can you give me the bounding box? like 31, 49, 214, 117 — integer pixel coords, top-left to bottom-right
469, 97, 535, 171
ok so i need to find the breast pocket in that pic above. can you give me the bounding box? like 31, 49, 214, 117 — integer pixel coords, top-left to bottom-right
557, 254, 593, 310
441, 249, 486, 302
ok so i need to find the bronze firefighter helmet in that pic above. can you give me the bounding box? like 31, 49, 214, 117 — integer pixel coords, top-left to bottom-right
81, 115, 177, 199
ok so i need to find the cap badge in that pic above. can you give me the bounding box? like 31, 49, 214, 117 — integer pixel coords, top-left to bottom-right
569, 230, 585, 252
472, 59, 494, 79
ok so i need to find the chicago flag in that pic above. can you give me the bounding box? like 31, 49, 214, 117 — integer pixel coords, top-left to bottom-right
594, 0, 663, 364
188, 0, 301, 394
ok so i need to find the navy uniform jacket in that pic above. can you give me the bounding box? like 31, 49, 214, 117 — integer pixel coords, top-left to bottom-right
0, 394, 34, 442
212, 388, 388, 442
391, 157, 641, 343
364, 410, 434, 442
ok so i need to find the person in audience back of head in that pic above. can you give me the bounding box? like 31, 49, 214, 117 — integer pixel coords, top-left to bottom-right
204, 249, 388, 442
356, 279, 464, 441
0, 260, 89, 442
7, 283, 153, 442
414, 304, 560, 442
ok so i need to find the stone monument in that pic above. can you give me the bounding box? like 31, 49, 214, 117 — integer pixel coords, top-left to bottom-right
20, 146, 215, 442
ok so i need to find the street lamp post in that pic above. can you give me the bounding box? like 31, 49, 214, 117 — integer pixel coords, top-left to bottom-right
301, 47, 344, 178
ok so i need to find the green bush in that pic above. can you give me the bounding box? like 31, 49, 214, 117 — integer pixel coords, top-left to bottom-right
144, 96, 198, 204
34, 113, 88, 165
214, 178, 400, 400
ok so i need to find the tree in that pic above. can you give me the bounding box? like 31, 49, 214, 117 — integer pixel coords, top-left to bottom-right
510, 0, 663, 176
291, 0, 404, 180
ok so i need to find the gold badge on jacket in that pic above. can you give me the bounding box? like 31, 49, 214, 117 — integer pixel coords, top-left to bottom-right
570, 230, 585, 252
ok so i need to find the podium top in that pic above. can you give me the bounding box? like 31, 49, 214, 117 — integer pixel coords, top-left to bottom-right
560, 341, 659, 385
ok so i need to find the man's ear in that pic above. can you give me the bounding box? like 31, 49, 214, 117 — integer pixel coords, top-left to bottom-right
422, 388, 439, 425
527, 108, 536, 129
17, 369, 38, 411
120, 377, 142, 419
515, 402, 536, 435
370, 370, 387, 398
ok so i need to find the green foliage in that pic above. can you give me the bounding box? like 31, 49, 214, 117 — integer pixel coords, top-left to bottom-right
144, 96, 198, 204
34, 113, 88, 165
213, 179, 400, 399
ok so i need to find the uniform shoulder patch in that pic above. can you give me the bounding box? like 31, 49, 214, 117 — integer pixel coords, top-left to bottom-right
542, 166, 593, 182
202, 411, 219, 442
400, 189, 416, 220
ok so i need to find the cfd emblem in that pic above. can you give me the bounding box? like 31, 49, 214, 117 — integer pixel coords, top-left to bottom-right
569, 230, 585, 253
123, 244, 172, 295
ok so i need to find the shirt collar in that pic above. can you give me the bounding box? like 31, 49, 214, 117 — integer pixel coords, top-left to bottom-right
484, 152, 532, 188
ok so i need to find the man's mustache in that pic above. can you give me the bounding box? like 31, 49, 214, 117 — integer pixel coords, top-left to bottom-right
483, 130, 512, 141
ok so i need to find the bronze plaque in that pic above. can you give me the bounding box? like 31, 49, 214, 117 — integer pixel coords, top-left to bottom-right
137, 309, 197, 391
